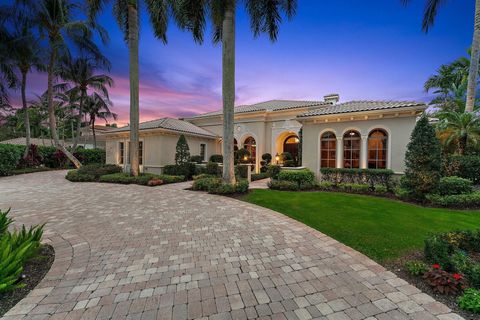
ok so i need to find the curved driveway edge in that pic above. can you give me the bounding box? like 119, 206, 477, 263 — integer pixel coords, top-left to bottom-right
0, 171, 463, 320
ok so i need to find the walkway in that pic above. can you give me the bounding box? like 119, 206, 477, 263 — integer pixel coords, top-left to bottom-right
0, 171, 462, 320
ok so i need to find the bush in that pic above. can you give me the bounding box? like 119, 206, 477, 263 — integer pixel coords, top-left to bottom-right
267, 165, 281, 179
277, 169, 315, 187
65, 170, 96, 182
190, 155, 203, 164
77, 164, 122, 179
405, 260, 428, 276
18, 144, 42, 168
175, 134, 190, 165
320, 168, 394, 191
236, 164, 249, 179
164, 163, 196, 179
338, 183, 370, 193
424, 234, 455, 271
469, 264, 480, 289
262, 153, 272, 164
318, 181, 335, 190
252, 172, 269, 181
423, 265, 467, 295
192, 177, 249, 194
283, 160, 296, 167
436, 176, 473, 196
268, 180, 299, 191
99, 173, 183, 186
235, 149, 250, 163
209, 154, 223, 163
458, 288, 480, 314
193, 174, 216, 180
206, 162, 220, 176
426, 192, 480, 209
192, 177, 222, 192
401, 115, 442, 200
235, 179, 249, 194
0, 144, 23, 176
445, 155, 480, 184
74, 148, 105, 165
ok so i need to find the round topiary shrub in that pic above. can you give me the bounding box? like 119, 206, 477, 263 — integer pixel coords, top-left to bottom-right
437, 176, 473, 196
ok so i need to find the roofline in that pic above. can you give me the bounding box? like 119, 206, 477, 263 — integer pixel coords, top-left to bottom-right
105, 126, 218, 139
296, 103, 427, 119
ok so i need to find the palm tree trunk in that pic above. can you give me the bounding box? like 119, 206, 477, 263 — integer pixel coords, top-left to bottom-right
72, 90, 85, 150
466, 0, 480, 113
21, 70, 31, 158
221, 0, 236, 185
47, 47, 82, 168
92, 117, 97, 149
128, 2, 140, 176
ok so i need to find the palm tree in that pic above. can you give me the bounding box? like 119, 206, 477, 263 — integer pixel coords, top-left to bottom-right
175, 0, 297, 184
83, 92, 117, 148
403, 0, 480, 113
57, 52, 113, 150
0, 21, 17, 114
437, 110, 480, 154
87, 0, 171, 176
24, 0, 107, 168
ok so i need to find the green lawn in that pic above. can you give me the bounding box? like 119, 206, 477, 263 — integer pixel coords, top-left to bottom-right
241, 190, 480, 262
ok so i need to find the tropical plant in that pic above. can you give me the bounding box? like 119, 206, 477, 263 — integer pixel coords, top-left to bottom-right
23, 0, 108, 168
83, 92, 117, 148
436, 110, 480, 155
402, 0, 480, 113
57, 51, 112, 150
87, 0, 174, 176
175, 0, 297, 185
0, 17, 18, 112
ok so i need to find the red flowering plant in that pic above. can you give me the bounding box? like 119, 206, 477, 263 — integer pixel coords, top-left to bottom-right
423, 264, 467, 295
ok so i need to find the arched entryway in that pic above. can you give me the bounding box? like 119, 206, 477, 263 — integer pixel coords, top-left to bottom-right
243, 136, 256, 164
283, 135, 300, 164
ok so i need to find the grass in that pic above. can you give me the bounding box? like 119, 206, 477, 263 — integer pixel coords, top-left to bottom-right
241, 189, 480, 262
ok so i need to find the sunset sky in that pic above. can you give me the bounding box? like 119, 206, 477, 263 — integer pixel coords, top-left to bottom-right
8, 0, 474, 126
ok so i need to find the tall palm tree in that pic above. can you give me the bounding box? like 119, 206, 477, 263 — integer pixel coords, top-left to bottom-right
403, 0, 480, 113
437, 110, 480, 154
175, 0, 297, 184
24, 0, 107, 168
0, 20, 17, 114
57, 52, 113, 150
87, 0, 171, 176
83, 92, 117, 148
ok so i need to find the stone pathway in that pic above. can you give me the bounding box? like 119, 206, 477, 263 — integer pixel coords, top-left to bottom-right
0, 171, 463, 320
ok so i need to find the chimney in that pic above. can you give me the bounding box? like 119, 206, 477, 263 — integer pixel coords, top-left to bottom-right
324, 94, 340, 104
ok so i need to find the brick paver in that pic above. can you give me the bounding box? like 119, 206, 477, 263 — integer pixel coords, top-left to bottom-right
0, 171, 463, 319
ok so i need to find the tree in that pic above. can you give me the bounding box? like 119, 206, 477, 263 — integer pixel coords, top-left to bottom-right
25, 0, 107, 168
402, 0, 480, 113
175, 134, 190, 165
175, 0, 297, 185
0, 20, 17, 116
83, 92, 117, 148
57, 52, 113, 150
401, 115, 442, 200
87, 0, 173, 176
436, 110, 480, 155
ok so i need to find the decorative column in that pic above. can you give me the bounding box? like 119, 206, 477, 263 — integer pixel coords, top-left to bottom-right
361, 135, 368, 169
336, 137, 343, 168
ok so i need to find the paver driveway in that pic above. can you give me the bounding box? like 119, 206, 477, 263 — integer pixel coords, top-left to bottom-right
0, 171, 463, 320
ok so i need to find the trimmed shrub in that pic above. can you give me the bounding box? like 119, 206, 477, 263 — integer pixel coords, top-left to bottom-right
261, 153, 272, 164
267, 165, 281, 179
74, 148, 105, 165
206, 162, 220, 176
65, 170, 96, 182
445, 155, 480, 184
458, 288, 480, 314
99, 173, 183, 186
190, 155, 203, 164
77, 164, 122, 179
283, 160, 296, 167
192, 177, 249, 194
236, 164, 249, 179
209, 154, 223, 163
338, 183, 370, 193
163, 163, 195, 179
193, 174, 216, 180
469, 264, 480, 289
424, 234, 454, 271
175, 135, 190, 165
436, 176, 473, 196
252, 172, 269, 181
405, 260, 428, 276
0, 144, 23, 176
277, 169, 315, 187
318, 181, 335, 190
426, 192, 480, 209
268, 180, 299, 191
235, 180, 249, 194
320, 168, 394, 191
192, 177, 222, 192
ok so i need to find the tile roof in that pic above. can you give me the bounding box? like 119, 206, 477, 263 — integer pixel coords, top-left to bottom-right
187, 100, 329, 118
109, 118, 217, 138
298, 100, 426, 118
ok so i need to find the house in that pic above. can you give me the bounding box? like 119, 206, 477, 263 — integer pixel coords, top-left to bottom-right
105, 94, 426, 175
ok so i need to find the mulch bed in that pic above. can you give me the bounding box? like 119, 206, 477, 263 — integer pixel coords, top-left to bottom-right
385, 250, 477, 320
0, 244, 55, 317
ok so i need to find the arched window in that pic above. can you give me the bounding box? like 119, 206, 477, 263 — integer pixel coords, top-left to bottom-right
343, 130, 360, 168
243, 137, 256, 164
320, 132, 336, 168
234, 138, 238, 151
283, 135, 300, 164
368, 129, 388, 169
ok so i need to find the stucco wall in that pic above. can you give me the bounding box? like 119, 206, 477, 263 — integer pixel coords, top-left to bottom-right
301, 116, 417, 175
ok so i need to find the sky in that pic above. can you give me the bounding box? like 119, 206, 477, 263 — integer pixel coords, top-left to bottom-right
6, 0, 475, 126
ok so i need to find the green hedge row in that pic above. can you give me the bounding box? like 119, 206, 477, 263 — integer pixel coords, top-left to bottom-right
320, 168, 394, 190
192, 177, 249, 194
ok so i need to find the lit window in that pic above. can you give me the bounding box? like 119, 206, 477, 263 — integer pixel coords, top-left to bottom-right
119, 142, 124, 164
368, 130, 387, 169
320, 132, 336, 168
343, 130, 360, 168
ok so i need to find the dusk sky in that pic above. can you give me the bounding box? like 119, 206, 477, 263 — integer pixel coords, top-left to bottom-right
8, 0, 474, 126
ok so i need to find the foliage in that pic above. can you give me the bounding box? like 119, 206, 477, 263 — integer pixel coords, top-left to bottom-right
0, 209, 13, 236
320, 168, 394, 191
337, 183, 370, 193
65, 170, 96, 182
277, 169, 315, 188
193, 174, 216, 180
405, 260, 428, 276
268, 180, 299, 191
436, 176, 473, 196
206, 162, 220, 176
436, 111, 480, 155
74, 148, 106, 165
192, 177, 222, 192
458, 288, 480, 314
99, 173, 184, 186
401, 115, 442, 200
469, 264, 480, 289
175, 135, 190, 165
235, 149, 251, 163
242, 189, 480, 262
0, 144, 23, 176
252, 173, 269, 181
426, 192, 480, 209
266, 165, 281, 179
423, 265, 467, 295
163, 163, 196, 180
190, 155, 203, 164
444, 155, 480, 184
18, 145, 42, 168
192, 177, 249, 194
236, 165, 249, 179
261, 153, 272, 164
424, 234, 455, 271
209, 154, 223, 163
77, 164, 121, 179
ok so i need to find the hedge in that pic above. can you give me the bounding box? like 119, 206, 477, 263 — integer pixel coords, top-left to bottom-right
192, 177, 249, 194
436, 176, 473, 196
444, 155, 480, 184
277, 169, 315, 186
77, 164, 122, 179
164, 163, 195, 179
65, 170, 96, 182
99, 173, 184, 186
426, 192, 480, 209
320, 168, 394, 190
0, 144, 24, 176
